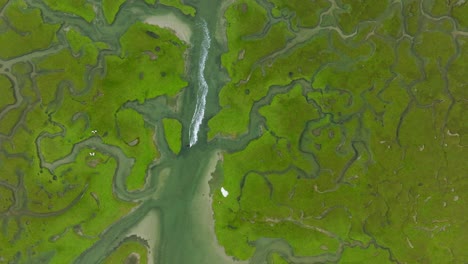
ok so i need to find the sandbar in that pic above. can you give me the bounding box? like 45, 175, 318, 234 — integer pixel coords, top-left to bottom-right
192, 150, 248, 264
144, 14, 192, 44
125, 209, 160, 264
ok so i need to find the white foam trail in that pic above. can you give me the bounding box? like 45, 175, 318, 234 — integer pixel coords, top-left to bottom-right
189, 20, 211, 147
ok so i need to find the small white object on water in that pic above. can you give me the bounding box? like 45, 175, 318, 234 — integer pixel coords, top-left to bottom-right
221, 187, 229, 197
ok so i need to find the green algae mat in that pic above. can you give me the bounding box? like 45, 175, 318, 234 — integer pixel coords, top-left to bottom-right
0, 0, 466, 263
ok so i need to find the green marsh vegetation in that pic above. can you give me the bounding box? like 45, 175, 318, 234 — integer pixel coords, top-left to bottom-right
209, 0, 467, 262
102, 0, 126, 24
158, 0, 196, 17
0, 0, 59, 59
162, 118, 183, 154
0, 0, 187, 262
103, 237, 148, 264
0, 0, 466, 262
42, 0, 95, 23
143, 0, 196, 16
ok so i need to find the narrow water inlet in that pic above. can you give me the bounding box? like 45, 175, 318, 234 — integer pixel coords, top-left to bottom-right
189, 19, 211, 147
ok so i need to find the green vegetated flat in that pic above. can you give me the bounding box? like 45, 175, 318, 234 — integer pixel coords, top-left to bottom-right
0, 0, 59, 59
0, 74, 15, 109
103, 238, 148, 264
270, 253, 289, 264
102, 0, 126, 24
158, 0, 196, 17
0, 0, 188, 262
42, 0, 96, 23
268, 0, 330, 28
210, 0, 467, 263
162, 118, 183, 154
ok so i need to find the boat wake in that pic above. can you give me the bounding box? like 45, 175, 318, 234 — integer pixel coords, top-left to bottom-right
189, 19, 211, 147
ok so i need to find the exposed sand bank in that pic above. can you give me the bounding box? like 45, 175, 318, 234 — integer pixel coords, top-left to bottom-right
144, 13, 192, 44
125, 209, 160, 264
192, 150, 248, 264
